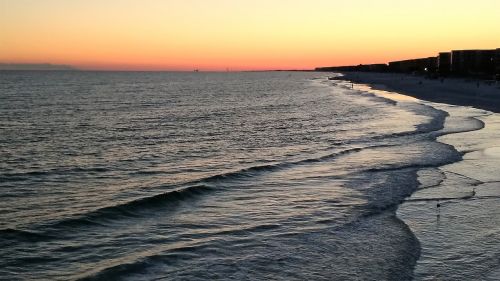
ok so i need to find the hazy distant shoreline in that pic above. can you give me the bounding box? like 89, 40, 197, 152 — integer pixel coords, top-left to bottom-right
0, 63, 77, 71
341, 72, 500, 113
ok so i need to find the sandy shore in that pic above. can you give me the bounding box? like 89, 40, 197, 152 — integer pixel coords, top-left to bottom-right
340, 71, 500, 280
341, 72, 500, 113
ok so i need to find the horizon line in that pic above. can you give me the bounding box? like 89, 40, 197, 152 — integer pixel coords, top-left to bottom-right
0, 63, 315, 72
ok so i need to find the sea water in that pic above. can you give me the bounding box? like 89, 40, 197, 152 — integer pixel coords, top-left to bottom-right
0, 71, 493, 280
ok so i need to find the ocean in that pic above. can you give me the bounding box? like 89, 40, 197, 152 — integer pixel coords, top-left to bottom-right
0, 71, 496, 280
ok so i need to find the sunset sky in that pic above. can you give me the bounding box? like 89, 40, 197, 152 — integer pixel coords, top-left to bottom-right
1, 0, 500, 71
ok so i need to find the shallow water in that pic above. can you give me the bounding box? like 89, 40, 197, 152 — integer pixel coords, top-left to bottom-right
350, 80, 500, 280
0, 71, 490, 280
397, 104, 500, 281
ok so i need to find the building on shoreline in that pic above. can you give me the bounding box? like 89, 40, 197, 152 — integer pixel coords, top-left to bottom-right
451, 49, 496, 76
316, 48, 500, 79
495, 49, 500, 76
388, 57, 437, 73
315, 64, 388, 72
438, 52, 452, 75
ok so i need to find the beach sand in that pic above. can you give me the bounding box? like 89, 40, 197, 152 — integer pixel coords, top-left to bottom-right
342, 72, 500, 113
340, 72, 500, 280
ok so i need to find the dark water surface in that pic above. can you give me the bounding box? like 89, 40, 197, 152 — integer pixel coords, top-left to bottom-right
0, 71, 478, 280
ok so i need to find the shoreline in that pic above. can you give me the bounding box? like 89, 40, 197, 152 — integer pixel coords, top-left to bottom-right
340, 72, 500, 279
340, 72, 500, 113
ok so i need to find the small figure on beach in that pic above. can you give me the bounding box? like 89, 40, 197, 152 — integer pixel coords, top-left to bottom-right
436, 200, 441, 218
472, 188, 476, 197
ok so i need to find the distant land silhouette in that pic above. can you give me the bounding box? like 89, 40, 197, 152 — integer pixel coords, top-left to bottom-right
0, 63, 77, 71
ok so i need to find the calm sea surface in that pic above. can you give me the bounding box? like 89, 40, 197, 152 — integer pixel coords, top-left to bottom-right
0, 71, 482, 280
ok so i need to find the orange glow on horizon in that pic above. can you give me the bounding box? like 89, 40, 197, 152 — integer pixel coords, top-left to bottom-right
1, 0, 500, 71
